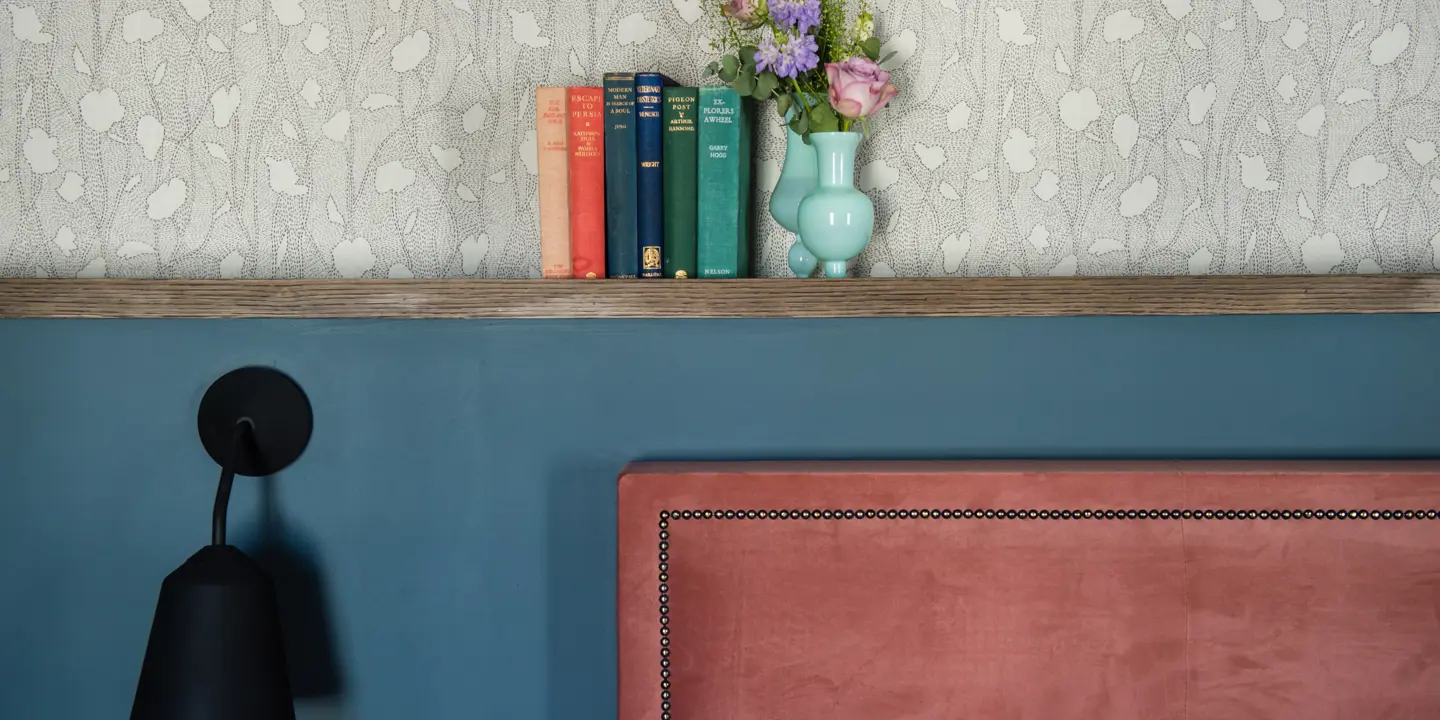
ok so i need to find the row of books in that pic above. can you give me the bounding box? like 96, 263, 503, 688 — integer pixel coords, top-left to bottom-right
536, 74, 753, 279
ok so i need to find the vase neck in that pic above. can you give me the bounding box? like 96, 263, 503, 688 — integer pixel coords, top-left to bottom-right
811, 132, 861, 188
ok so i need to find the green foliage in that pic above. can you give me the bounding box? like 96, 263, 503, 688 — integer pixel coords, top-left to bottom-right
816, 0, 849, 64
734, 64, 757, 95
809, 103, 840, 133
775, 92, 793, 117
860, 37, 880, 61
788, 110, 809, 136
719, 54, 739, 82
754, 71, 780, 98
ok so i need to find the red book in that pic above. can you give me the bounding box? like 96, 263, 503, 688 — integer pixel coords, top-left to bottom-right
568, 87, 606, 279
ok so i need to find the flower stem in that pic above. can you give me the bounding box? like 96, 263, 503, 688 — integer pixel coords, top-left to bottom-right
790, 78, 812, 114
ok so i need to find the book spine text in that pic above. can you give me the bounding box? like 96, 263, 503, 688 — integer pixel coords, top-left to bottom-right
604, 73, 639, 278
661, 88, 699, 279
536, 87, 571, 279
568, 87, 606, 279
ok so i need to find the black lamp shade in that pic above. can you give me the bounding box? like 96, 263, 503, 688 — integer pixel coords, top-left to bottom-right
131, 545, 295, 720
133, 367, 313, 719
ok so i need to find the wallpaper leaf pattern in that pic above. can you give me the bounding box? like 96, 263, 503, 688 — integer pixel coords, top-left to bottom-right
1, 0, 1438, 278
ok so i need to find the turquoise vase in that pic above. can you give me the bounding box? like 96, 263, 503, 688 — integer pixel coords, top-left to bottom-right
768, 111, 819, 278
797, 131, 873, 278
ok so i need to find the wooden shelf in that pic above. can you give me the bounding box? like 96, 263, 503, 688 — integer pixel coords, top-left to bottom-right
1, 276, 1438, 319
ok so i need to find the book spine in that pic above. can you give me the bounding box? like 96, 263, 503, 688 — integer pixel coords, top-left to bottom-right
536, 88, 571, 279
603, 73, 638, 278
736, 92, 752, 279
568, 87, 606, 279
635, 73, 669, 278
697, 87, 747, 278
661, 88, 699, 279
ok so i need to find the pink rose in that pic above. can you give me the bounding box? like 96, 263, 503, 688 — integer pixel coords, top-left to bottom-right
721, 0, 760, 25
825, 58, 899, 119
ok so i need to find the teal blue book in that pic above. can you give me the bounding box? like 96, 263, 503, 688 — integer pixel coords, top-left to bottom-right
696, 87, 752, 278
604, 73, 639, 278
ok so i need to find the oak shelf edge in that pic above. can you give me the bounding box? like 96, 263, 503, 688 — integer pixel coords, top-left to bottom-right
1, 276, 1438, 319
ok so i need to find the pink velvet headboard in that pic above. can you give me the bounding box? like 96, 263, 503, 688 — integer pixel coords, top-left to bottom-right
617, 462, 1440, 720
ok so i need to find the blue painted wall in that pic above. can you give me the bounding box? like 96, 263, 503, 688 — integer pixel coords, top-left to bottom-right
2, 316, 1439, 719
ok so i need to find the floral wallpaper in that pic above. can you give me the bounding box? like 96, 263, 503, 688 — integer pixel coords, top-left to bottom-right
1, 0, 1437, 278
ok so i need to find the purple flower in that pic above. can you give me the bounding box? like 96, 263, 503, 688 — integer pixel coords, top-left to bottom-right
769, 0, 821, 34
755, 31, 820, 79
755, 35, 783, 74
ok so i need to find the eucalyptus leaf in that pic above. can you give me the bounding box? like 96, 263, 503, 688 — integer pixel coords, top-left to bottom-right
754, 72, 779, 99
718, 65, 738, 83
789, 111, 809, 136
721, 55, 739, 76
775, 93, 793, 118
861, 37, 881, 61
705, 60, 720, 77
879, 50, 897, 65
809, 103, 840, 133
739, 45, 757, 67
734, 66, 757, 96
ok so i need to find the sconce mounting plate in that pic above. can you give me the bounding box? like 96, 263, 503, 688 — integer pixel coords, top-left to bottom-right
197, 366, 313, 477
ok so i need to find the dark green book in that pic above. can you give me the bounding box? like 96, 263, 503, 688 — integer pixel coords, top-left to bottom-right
662, 88, 699, 279
697, 87, 751, 278
604, 73, 639, 278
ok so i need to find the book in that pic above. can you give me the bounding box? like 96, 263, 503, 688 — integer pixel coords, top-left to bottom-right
661, 87, 699, 279
635, 73, 673, 278
568, 87, 606, 279
697, 87, 752, 278
604, 73, 639, 278
536, 87, 571, 279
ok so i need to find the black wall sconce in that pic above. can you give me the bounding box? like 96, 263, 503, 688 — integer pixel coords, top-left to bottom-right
131, 367, 314, 720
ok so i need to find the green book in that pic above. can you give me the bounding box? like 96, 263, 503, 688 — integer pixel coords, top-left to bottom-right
696, 87, 751, 279
662, 88, 699, 279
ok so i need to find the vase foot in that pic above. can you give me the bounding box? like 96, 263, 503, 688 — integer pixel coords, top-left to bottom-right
823, 260, 848, 278
788, 238, 819, 278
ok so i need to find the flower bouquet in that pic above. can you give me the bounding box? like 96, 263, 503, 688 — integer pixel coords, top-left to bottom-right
706, 0, 900, 277
707, 0, 899, 140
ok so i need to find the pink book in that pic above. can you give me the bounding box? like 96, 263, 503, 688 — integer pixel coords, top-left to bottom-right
536, 87, 571, 279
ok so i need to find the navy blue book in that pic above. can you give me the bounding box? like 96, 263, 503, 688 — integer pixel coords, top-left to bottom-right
604, 73, 638, 278
635, 72, 674, 278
